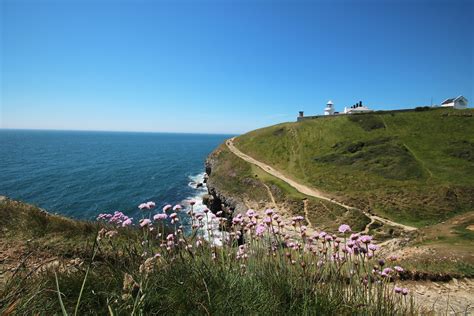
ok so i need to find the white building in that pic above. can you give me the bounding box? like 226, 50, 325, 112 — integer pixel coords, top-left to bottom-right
324, 100, 335, 115
344, 101, 373, 114
441, 96, 468, 109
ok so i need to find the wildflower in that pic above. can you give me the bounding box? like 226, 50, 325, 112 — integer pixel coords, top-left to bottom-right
216, 211, 223, 216
162, 204, 172, 212
138, 203, 150, 210
122, 218, 133, 227
360, 235, 373, 244
265, 209, 274, 216
173, 204, 183, 211
394, 286, 402, 294
246, 209, 256, 217
394, 266, 404, 273
338, 224, 351, 234
255, 224, 266, 236
232, 214, 243, 225
368, 244, 379, 252
318, 231, 327, 238
379, 259, 385, 267
170, 213, 178, 219
263, 217, 272, 225
382, 267, 393, 275
146, 201, 156, 208
402, 288, 409, 296
189, 200, 196, 206
153, 213, 168, 221
293, 216, 304, 222
139, 219, 151, 227
350, 233, 360, 241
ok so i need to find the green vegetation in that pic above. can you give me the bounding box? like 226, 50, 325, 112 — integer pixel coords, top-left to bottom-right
208, 144, 371, 232
1, 198, 417, 315
235, 108, 474, 227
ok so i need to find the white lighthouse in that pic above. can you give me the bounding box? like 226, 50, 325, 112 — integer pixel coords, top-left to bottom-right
324, 100, 335, 115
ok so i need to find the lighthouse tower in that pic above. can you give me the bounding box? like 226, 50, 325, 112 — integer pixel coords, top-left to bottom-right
324, 100, 335, 116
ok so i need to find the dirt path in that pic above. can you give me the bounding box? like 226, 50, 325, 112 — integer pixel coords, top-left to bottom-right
226, 138, 417, 232
262, 183, 277, 207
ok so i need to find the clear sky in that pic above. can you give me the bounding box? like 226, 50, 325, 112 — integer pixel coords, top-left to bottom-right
1, 0, 472, 134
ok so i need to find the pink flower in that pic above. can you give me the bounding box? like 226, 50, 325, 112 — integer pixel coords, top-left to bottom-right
402, 288, 409, 296
318, 231, 327, 238
166, 234, 174, 241
368, 244, 379, 252
122, 218, 133, 227
263, 217, 272, 225
360, 235, 373, 244
338, 224, 351, 233
170, 213, 178, 219
138, 203, 150, 210
394, 266, 404, 273
265, 209, 274, 216
153, 213, 168, 221
394, 286, 402, 294
162, 204, 172, 212
232, 214, 243, 225
246, 209, 256, 217
382, 267, 394, 275
146, 201, 156, 208
292, 216, 304, 222
173, 204, 182, 211
139, 219, 151, 227
350, 233, 360, 241
189, 200, 196, 206
255, 224, 266, 236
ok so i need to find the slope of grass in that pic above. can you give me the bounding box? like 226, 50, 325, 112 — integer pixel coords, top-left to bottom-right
0, 197, 418, 315
235, 108, 474, 227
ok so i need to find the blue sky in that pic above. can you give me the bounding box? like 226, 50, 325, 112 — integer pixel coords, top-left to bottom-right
1, 0, 472, 134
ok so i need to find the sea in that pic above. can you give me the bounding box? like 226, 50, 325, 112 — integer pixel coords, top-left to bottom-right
0, 129, 232, 225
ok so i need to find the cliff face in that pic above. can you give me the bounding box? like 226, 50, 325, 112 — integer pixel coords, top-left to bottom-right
204, 146, 248, 216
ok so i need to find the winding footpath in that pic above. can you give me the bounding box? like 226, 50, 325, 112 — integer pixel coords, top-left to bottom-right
226, 138, 417, 232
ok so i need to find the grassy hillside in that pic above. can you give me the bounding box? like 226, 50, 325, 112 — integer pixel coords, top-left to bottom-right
235, 108, 474, 227
1, 197, 421, 315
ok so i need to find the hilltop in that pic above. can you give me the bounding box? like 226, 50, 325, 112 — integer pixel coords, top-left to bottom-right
205, 108, 474, 277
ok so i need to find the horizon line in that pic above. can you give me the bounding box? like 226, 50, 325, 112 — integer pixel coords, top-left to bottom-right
0, 127, 239, 136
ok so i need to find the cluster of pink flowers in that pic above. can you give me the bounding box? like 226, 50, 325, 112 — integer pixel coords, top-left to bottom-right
138, 201, 156, 210
96, 202, 411, 303
97, 211, 133, 227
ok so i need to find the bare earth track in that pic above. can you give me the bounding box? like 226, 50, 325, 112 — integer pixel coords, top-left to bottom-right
226, 138, 474, 314
226, 137, 417, 232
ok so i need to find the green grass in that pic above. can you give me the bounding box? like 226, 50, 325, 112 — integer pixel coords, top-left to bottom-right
235, 108, 474, 227
0, 198, 418, 315
208, 144, 371, 232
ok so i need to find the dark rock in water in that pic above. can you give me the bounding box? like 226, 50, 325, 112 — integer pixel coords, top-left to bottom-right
202, 194, 212, 207
196, 182, 203, 188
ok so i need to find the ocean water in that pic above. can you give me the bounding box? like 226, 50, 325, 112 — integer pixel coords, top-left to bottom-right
0, 129, 231, 222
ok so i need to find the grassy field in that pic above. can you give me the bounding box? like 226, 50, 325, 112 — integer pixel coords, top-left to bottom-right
207, 144, 371, 232
234, 108, 474, 227
0, 197, 418, 315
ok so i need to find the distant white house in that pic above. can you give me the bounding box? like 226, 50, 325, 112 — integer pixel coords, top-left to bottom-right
344, 101, 373, 114
324, 100, 335, 115
441, 96, 469, 109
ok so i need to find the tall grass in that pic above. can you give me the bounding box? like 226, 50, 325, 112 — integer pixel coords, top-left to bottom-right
1, 202, 415, 315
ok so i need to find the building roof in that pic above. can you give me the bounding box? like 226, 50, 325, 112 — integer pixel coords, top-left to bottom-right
327, 100, 333, 105
441, 98, 455, 105
441, 95, 468, 105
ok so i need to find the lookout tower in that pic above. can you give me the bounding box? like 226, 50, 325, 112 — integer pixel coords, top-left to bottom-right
324, 100, 335, 116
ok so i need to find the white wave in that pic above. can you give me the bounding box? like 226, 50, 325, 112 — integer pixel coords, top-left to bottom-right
182, 172, 227, 246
